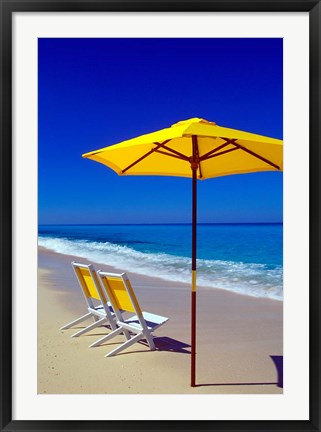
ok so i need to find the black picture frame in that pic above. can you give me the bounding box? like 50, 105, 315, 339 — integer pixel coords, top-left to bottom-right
1, 0, 320, 431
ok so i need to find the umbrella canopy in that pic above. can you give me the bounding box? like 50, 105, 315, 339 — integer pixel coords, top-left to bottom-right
83, 118, 283, 178
83, 117, 283, 387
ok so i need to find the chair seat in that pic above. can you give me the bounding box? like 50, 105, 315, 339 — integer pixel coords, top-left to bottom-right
119, 311, 168, 331
88, 303, 115, 318
94, 303, 113, 311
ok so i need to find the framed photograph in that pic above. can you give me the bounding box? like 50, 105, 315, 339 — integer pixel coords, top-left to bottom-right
1, 0, 319, 430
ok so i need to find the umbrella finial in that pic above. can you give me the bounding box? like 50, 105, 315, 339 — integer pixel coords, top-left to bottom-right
171, 118, 216, 127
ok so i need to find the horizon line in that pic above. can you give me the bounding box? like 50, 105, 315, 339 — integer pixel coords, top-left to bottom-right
39, 221, 283, 226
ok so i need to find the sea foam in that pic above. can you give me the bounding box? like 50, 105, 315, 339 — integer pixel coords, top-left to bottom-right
38, 236, 283, 301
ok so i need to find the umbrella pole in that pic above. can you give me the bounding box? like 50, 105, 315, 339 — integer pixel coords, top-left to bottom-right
191, 160, 197, 387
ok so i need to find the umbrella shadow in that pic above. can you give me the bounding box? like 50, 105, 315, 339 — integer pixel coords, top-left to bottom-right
195, 381, 278, 388
270, 355, 283, 388
196, 355, 283, 389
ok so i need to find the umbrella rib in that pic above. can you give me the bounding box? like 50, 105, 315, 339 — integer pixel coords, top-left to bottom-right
158, 144, 190, 161
121, 140, 172, 173
155, 149, 188, 161
205, 146, 239, 160
199, 140, 236, 161
233, 143, 281, 170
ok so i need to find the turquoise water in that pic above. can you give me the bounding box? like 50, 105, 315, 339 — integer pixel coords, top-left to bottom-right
38, 223, 283, 300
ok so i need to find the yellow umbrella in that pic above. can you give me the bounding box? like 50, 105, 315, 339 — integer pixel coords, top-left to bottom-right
83, 117, 283, 386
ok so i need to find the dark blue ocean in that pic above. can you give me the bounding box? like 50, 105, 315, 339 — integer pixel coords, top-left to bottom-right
38, 223, 283, 301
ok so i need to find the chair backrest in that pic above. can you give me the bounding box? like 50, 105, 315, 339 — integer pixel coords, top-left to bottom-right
98, 271, 142, 318
72, 262, 107, 308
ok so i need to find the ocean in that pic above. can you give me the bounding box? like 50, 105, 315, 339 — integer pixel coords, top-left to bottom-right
38, 223, 283, 301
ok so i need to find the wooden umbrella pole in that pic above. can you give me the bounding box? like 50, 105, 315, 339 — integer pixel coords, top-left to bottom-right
191, 136, 198, 387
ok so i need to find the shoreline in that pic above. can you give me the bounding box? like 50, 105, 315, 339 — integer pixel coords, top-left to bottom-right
38, 246, 283, 394
38, 245, 282, 303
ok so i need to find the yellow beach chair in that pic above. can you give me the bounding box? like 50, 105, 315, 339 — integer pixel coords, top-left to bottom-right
89, 270, 168, 357
60, 262, 118, 338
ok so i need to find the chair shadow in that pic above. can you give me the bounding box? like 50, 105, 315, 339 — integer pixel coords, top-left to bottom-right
83, 333, 190, 355
153, 336, 191, 354
107, 336, 191, 355
196, 355, 283, 389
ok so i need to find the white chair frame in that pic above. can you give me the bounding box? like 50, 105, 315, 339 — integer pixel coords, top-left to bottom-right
60, 262, 118, 338
90, 270, 168, 357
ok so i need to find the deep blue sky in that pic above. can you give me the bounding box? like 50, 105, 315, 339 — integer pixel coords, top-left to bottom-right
38, 38, 283, 224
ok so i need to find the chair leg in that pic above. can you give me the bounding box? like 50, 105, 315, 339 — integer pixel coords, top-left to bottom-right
60, 312, 92, 330
108, 318, 118, 331
89, 327, 123, 347
105, 333, 144, 357
123, 329, 131, 340
145, 332, 156, 350
71, 317, 106, 337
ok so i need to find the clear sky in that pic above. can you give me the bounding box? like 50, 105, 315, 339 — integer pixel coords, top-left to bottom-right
38, 38, 283, 225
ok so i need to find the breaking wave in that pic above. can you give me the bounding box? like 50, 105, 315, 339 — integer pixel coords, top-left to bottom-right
38, 236, 283, 301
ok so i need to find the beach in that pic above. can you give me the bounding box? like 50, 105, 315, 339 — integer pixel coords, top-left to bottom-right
38, 246, 283, 394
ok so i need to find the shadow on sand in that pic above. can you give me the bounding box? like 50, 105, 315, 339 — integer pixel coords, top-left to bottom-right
64, 323, 283, 388
270, 355, 283, 388
81, 334, 191, 355
153, 336, 191, 354
195, 355, 283, 389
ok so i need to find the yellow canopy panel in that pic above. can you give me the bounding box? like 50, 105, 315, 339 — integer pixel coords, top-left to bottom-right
82, 118, 283, 179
